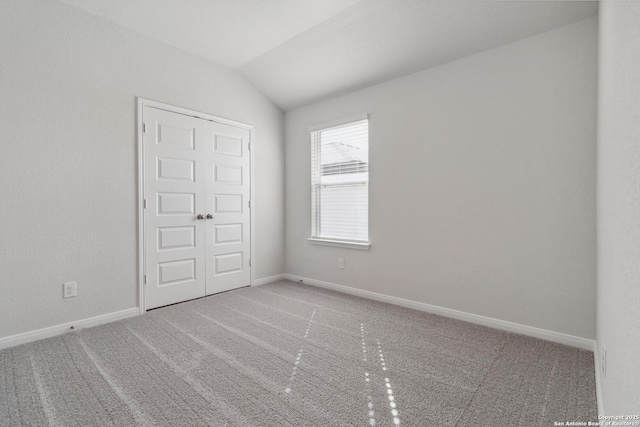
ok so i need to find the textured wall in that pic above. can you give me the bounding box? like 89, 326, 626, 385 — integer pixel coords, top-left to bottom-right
597, 1, 640, 414
285, 18, 597, 339
0, 0, 284, 339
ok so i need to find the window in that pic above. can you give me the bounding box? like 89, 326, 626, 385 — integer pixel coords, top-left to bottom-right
308, 114, 370, 250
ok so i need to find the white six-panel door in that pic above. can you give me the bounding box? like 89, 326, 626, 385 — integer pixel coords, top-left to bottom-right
143, 105, 251, 310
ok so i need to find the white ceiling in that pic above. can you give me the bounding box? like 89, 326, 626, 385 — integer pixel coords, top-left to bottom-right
57, 0, 598, 111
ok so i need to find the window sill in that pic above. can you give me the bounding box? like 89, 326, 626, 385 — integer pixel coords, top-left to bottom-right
307, 237, 371, 251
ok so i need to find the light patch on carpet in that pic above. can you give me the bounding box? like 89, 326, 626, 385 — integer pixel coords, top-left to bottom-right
539, 355, 559, 427
78, 338, 154, 427
192, 308, 293, 361
123, 323, 250, 425
236, 293, 353, 335
361, 323, 377, 426
29, 354, 62, 427
378, 339, 401, 426
285, 308, 316, 394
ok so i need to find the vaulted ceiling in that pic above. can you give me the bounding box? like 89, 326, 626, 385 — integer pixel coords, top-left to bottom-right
57, 0, 598, 111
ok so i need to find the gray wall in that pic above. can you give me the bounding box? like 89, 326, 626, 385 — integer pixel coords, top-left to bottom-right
0, 0, 284, 339
286, 18, 597, 339
597, 1, 640, 413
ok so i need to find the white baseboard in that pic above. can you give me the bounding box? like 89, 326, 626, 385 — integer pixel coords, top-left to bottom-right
253, 274, 287, 287
593, 340, 605, 416
284, 274, 596, 351
0, 308, 139, 350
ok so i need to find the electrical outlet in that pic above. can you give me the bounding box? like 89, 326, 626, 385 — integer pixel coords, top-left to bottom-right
63, 282, 77, 298
338, 258, 345, 269
601, 345, 606, 377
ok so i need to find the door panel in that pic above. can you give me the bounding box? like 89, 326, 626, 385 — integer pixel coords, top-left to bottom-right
214, 224, 243, 244
144, 106, 251, 309
157, 157, 195, 182
157, 226, 196, 250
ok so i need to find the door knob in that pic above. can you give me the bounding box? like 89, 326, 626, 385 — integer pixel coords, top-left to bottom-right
206, 214, 214, 220
196, 214, 205, 220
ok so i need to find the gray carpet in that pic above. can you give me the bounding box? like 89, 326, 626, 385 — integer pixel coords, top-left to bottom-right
0, 280, 597, 426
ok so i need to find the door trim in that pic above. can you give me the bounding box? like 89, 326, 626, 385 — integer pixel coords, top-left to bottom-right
137, 97, 255, 313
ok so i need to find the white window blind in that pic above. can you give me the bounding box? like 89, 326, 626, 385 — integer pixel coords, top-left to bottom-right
310, 115, 369, 245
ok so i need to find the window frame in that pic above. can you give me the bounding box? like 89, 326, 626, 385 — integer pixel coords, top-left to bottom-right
307, 113, 371, 251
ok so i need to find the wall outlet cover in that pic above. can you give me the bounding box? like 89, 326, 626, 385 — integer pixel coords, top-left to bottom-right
63, 281, 77, 298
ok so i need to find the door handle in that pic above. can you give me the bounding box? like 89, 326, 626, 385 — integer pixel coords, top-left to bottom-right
206, 214, 214, 220
196, 214, 205, 220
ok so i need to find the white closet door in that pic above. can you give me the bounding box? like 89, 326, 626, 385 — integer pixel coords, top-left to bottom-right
143, 107, 207, 310
143, 104, 252, 310
204, 121, 251, 294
